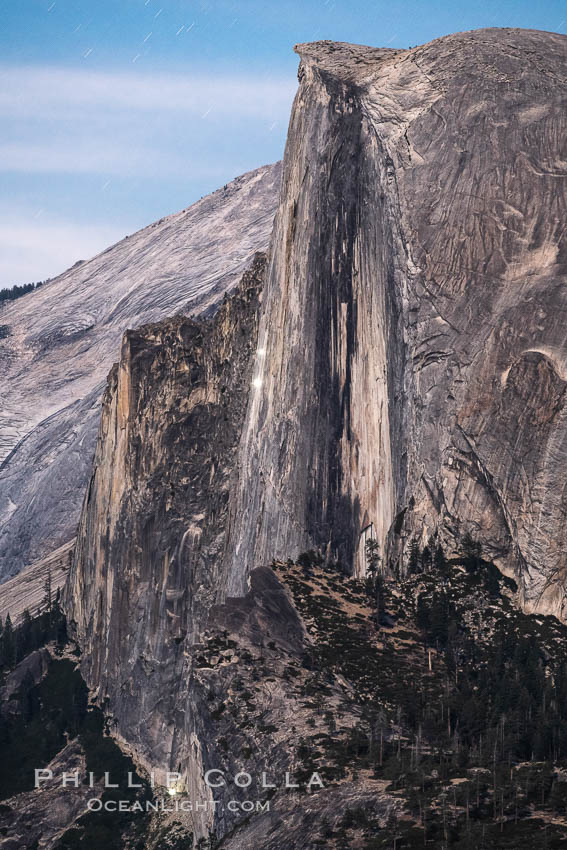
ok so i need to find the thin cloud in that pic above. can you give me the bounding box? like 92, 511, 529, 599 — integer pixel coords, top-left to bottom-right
0, 140, 242, 177
0, 63, 293, 284
0, 216, 125, 287
0, 65, 296, 120
0, 64, 294, 178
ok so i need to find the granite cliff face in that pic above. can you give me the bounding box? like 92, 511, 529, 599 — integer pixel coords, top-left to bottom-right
65, 258, 267, 828
61, 25, 567, 847
0, 163, 280, 581
228, 29, 567, 612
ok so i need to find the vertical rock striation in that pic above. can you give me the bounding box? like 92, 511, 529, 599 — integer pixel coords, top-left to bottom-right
227, 43, 404, 585
65, 257, 266, 834
228, 30, 567, 610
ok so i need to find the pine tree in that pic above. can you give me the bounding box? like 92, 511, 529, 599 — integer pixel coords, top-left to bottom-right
20, 609, 33, 660
365, 539, 384, 619
43, 569, 53, 614
408, 539, 421, 574
365, 538, 381, 577
2, 613, 15, 668
429, 593, 450, 646
461, 533, 482, 573
434, 543, 448, 574
416, 595, 431, 636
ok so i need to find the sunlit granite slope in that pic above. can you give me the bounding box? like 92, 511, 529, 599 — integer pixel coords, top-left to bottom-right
0, 162, 281, 578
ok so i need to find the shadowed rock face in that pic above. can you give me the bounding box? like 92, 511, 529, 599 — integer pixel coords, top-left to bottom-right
65, 258, 267, 823
63, 25, 567, 846
227, 29, 567, 612
0, 163, 281, 580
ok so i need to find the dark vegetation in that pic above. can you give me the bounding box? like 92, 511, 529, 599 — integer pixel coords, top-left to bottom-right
0, 586, 195, 850
0, 658, 87, 800
0, 280, 46, 306
0, 574, 68, 675
2, 538, 567, 848
273, 536, 567, 848
0, 575, 76, 799
56, 707, 155, 850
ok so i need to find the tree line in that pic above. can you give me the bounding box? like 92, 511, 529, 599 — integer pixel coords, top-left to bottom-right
0, 280, 46, 306
0, 571, 67, 672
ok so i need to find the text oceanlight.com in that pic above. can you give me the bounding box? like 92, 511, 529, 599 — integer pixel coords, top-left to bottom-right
87, 798, 271, 813
34, 767, 325, 813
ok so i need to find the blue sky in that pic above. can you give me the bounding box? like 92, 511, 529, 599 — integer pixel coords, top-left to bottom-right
1, 0, 565, 286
